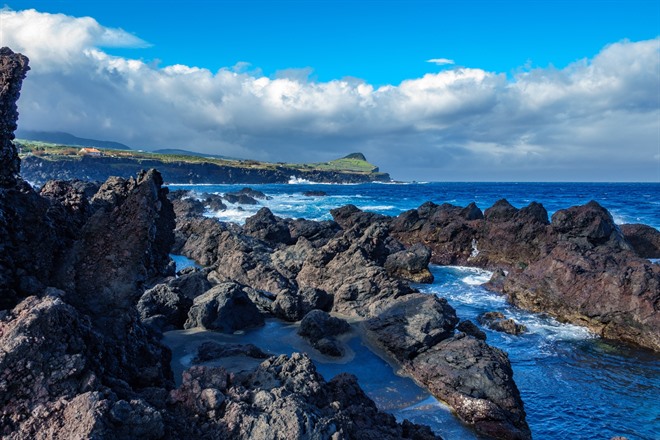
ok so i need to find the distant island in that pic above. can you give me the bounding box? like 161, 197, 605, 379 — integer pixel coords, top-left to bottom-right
16, 139, 391, 185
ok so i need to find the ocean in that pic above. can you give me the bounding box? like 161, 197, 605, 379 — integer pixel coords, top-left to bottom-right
167, 181, 660, 440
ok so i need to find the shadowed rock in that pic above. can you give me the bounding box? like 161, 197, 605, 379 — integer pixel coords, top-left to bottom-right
478, 312, 527, 335
185, 282, 265, 332
0, 47, 29, 188
620, 223, 660, 259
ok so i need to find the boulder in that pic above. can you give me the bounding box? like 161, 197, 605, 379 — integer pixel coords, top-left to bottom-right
405, 334, 530, 440
185, 282, 265, 332
243, 207, 293, 245
456, 320, 487, 340
272, 287, 332, 322
385, 243, 435, 283
620, 223, 660, 258
478, 312, 527, 335
364, 294, 458, 360
138, 284, 193, 331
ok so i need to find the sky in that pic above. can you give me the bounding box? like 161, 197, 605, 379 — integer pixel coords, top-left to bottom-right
1, 0, 659, 181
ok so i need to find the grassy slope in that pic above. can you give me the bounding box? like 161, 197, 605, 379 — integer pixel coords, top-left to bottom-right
15, 140, 383, 175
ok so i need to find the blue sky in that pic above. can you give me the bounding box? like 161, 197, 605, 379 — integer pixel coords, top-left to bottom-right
11, 0, 660, 85
2, 1, 660, 181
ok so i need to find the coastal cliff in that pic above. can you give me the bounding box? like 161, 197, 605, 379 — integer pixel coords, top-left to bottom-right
19, 149, 391, 185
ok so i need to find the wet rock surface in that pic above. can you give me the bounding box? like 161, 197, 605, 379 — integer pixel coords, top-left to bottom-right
392, 198, 660, 351
184, 282, 265, 332
173, 201, 531, 438
167, 354, 440, 439
478, 312, 527, 335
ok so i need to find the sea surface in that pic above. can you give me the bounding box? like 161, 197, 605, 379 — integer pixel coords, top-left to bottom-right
167, 181, 660, 440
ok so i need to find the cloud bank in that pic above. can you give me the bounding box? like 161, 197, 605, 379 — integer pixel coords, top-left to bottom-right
2, 8, 659, 181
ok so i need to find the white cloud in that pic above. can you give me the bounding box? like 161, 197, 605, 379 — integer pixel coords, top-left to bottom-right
2, 8, 659, 181
426, 58, 455, 65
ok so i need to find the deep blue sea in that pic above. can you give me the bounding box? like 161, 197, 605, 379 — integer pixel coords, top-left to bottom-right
167, 181, 660, 440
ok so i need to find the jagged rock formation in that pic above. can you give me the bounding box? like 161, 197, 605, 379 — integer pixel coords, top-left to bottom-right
174, 205, 531, 439
0, 48, 440, 440
620, 223, 660, 258
0, 47, 29, 187
392, 199, 660, 351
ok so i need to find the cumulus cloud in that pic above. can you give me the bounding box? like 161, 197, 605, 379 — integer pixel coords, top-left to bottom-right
426, 58, 455, 66
2, 8, 659, 181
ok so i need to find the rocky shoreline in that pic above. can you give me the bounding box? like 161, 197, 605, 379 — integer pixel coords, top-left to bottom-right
2, 47, 658, 440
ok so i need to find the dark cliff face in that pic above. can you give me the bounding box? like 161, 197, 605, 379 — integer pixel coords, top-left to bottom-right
0, 47, 30, 188
21, 155, 391, 185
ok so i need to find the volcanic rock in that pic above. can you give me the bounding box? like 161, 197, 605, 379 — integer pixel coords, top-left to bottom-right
457, 320, 487, 340
385, 243, 435, 283
243, 207, 293, 245
272, 286, 332, 322
184, 282, 265, 332
167, 355, 440, 439
0, 47, 29, 188
364, 294, 458, 360
478, 312, 527, 335
138, 284, 193, 331
620, 223, 660, 259
193, 342, 269, 363
405, 334, 530, 440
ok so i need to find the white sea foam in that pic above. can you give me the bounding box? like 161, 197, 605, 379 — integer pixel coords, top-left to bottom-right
288, 176, 320, 184
454, 266, 492, 285
207, 206, 257, 224
360, 205, 396, 211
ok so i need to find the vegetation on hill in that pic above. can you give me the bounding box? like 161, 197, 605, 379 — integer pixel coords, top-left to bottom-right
15, 139, 384, 177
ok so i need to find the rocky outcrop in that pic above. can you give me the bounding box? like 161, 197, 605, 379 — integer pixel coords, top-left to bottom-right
390, 199, 550, 269
184, 282, 265, 332
620, 223, 660, 258
1, 48, 434, 440
404, 334, 529, 440
501, 203, 660, 351
478, 312, 527, 335
0, 47, 29, 188
173, 203, 531, 439
392, 198, 660, 351
167, 354, 439, 439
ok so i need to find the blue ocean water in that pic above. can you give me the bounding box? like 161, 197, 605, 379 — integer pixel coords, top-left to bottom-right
168, 181, 660, 440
